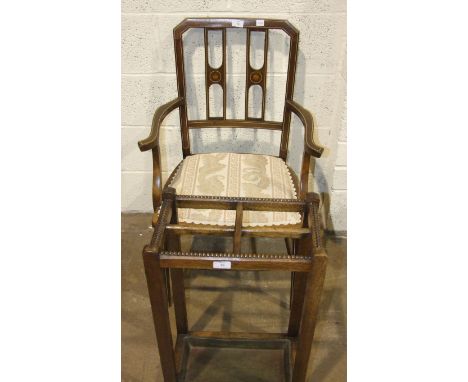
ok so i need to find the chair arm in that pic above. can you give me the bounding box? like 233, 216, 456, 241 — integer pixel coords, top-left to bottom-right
138, 97, 184, 152
285, 99, 324, 158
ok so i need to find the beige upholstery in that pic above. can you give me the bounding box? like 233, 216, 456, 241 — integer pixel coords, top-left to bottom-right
169, 153, 302, 226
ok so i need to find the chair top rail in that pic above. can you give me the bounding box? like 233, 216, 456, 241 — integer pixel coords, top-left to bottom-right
173, 18, 299, 39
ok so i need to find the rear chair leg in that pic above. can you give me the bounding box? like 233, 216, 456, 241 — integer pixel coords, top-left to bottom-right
285, 238, 296, 309
288, 237, 309, 334
288, 272, 307, 336
166, 231, 188, 334
170, 268, 188, 334
164, 269, 172, 307
166, 197, 188, 335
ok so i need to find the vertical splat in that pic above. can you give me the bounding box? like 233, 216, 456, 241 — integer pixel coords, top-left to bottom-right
205, 28, 226, 119
245, 28, 269, 120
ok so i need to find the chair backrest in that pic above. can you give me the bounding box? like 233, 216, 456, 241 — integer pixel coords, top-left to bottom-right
173, 18, 299, 159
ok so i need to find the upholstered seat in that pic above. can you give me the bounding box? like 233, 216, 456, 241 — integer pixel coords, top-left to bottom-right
168, 153, 302, 227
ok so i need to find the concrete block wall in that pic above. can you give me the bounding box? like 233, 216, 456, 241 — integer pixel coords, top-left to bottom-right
121, 0, 347, 232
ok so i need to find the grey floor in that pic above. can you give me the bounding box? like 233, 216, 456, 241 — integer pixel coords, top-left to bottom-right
122, 213, 346, 381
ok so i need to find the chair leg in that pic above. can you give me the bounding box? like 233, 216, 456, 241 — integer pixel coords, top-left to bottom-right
155, 214, 172, 307
286, 238, 295, 310
289, 271, 295, 309
250, 237, 257, 254
143, 250, 177, 382
288, 238, 305, 321
166, 233, 188, 334
164, 269, 172, 307
285, 238, 293, 256
170, 268, 188, 334
288, 272, 307, 336
291, 252, 328, 382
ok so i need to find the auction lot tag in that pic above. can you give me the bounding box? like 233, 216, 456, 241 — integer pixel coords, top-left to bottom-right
213, 261, 231, 269
232, 20, 244, 28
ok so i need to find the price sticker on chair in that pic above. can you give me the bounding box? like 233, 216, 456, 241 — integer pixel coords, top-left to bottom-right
231, 20, 244, 28
213, 261, 231, 269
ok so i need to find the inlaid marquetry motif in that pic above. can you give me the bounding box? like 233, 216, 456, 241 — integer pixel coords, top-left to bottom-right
209, 70, 221, 82
250, 72, 262, 84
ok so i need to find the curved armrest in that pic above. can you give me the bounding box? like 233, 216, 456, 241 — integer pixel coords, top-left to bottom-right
138, 97, 184, 152
285, 99, 324, 158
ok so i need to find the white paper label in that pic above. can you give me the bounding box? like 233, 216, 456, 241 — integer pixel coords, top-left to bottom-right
256, 20, 265, 26
232, 20, 244, 28
213, 261, 231, 269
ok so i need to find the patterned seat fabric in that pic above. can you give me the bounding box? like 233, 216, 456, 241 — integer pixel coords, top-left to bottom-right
169, 153, 302, 227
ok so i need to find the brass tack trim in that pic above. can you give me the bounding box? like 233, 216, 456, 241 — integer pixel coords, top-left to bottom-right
160, 251, 312, 261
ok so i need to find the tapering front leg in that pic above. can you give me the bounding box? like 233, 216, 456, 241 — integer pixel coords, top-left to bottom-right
292, 250, 327, 382
288, 235, 309, 335
286, 238, 297, 310
143, 248, 177, 382
170, 268, 188, 334
288, 272, 307, 336
165, 226, 187, 334
167, 189, 188, 335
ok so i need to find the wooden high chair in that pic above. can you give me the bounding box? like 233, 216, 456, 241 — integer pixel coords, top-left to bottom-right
139, 18, 327, 382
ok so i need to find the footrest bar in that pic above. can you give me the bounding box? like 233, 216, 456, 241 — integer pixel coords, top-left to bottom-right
166, 224, 310, 239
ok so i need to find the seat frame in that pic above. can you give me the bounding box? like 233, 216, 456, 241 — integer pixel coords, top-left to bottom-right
138, 18, 327, 382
